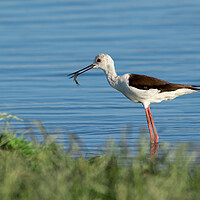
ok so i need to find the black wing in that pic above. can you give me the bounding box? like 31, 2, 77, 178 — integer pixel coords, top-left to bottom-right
129, 74, 198, 92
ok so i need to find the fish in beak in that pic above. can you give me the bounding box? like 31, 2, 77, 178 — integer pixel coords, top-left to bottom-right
68, 64, 95, 85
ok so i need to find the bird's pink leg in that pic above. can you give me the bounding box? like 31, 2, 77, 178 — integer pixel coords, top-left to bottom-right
147, 106, 159, 143
145, 108, 154, 143
149, 143, 159, 158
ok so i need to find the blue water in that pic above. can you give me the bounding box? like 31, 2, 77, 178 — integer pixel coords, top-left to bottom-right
0, 0, 200, 155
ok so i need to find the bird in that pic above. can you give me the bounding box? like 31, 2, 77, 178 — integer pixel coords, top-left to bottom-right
68, 54, 199, 143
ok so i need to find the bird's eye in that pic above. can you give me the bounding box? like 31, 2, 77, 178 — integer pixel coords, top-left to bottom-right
97, 59, 101, 62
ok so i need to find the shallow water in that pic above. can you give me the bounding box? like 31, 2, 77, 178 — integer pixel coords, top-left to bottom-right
0, 0, 200, 155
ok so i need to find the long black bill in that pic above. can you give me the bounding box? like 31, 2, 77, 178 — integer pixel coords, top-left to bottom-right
67, 64, 95, 79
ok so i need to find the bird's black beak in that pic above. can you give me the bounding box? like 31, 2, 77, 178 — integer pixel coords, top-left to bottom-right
68, 64, 95, 79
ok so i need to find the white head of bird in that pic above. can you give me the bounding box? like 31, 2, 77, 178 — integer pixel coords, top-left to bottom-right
68, 54, 118, 87
93, 54, 117, 77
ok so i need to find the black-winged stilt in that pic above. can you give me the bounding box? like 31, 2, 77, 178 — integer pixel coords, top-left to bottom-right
68, 54, 199, 143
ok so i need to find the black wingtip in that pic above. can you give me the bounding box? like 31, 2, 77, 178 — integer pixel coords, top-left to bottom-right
191, 85, 200, 90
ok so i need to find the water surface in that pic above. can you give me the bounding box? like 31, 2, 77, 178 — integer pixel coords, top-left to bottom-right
0, 0, 200, 155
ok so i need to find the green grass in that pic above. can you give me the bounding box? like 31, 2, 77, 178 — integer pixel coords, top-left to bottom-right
0, 113, 200, 200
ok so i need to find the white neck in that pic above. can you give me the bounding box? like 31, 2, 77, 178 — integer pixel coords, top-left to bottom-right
103, 64, 118, 89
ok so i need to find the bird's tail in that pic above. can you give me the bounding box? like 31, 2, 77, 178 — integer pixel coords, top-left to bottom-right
191, 85, 200, 91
